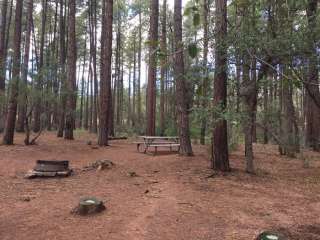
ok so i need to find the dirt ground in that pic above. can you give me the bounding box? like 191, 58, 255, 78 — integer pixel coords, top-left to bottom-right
0, 132, 320, 240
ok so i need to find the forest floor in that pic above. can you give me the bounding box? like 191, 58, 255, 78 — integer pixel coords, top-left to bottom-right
0, 132, 320, 240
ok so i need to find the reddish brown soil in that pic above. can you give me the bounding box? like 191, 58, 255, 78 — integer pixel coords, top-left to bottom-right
0, 132, 320, 240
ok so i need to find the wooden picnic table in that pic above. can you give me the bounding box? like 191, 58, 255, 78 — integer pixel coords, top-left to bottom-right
134, 136, 180, 154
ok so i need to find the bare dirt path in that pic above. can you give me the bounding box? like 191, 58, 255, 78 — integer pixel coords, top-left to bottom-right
0, 132, 320, 240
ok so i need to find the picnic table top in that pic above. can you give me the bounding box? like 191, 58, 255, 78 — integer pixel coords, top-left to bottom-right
139, 136, 179, 139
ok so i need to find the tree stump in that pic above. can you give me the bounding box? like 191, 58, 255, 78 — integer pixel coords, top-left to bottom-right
72, 197, 106, 216
256, 231, 284, 240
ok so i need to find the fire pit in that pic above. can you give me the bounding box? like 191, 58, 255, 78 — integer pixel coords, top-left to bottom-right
25, 160, 72, 178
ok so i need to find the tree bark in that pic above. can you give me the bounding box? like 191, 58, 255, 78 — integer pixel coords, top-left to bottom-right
263, 71, 270, 144
57, 0, 67, 138
241, 52, 257, 173
128, 65, 131, 125
159, 0, 167, 136
137, 0, 142, 124
84, 57, 90, 130
98, 0, 113, 146
132, 32, 136, 127
239, 1, 258, 173
251, 57, 257, 143
305, 0, 320, 151
33, 0, 48, 133
146, 0, 159, 136
115, 15, 121, 126
212, 0, 230, 171
0, 0, 8, 132
89, 0, 98, 133
4, 0, 13, 69
89, 60, 93, 131
79, 32, 87, 129
200, 0, 209, 145
64, 0, 77, 140
174, 0, 193, 156
0, 0, 7, 91
2, 0, 23, 145
51, 1, 60, 130
16, 0, 33, 132
279, 66, 300, 157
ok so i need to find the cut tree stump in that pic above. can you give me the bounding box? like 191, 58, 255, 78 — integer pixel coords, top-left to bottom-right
256, 231, 284, 240
71, 197, 106, 216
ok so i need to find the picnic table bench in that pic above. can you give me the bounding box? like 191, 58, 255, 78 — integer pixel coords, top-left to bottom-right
134, 136, 180, 155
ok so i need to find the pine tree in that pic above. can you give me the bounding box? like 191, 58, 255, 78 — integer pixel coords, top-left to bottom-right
174, 0, 193, 156
212, 0, 229, 171
146, 0, 159, 136
3, 0, 24, 145
64, 0, 77, 140
98, 0, 114, 146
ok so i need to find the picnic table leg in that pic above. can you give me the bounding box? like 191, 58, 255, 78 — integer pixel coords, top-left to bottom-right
154, 146, 157, 155
143, 139, 147, 154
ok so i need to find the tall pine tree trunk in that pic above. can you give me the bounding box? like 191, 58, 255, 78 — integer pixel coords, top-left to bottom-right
84, 59, 90, 130
115, 17, 121, 126
239, 2, 257, 173
137, 0, 142, 124
305, 0, 320, 151
52, 1, 59, 130
251, 57, 257, 143
279, 66, 300, 157
3, 0, 23, 145
64, 0, 76, 140
57, 0, 67, 137
34, 0, 48, 132
132, 33, 136, 127
174, 0, 193, 155
98, 0, 113, 146
241, 52, 257, 173
212, 0, 229, 171
79, 33, 87, 129
4, 0, 13, 70
89, 0, 98, 133
146, 0, 159, 136
263, 71, 270, 144
159, 0, 167, 136
17, 0, 33, 132
0, 0, 8, 132
200, 0, 209, 145
128, 65, 131, 125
